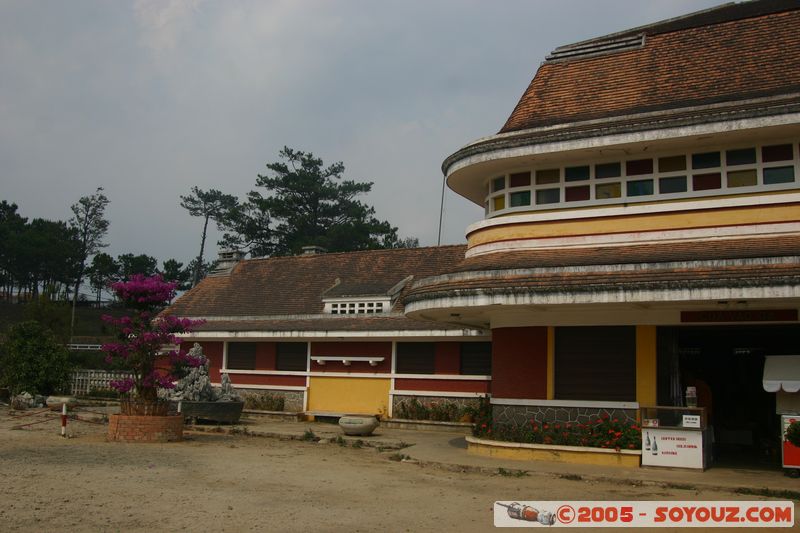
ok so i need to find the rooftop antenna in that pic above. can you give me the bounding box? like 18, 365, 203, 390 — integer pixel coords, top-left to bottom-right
437, 173, 446, 246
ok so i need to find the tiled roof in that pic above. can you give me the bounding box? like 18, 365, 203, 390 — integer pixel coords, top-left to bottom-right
500, 3, 800, 133
166, 245, 467, 319
454, 235, 800, 272
190, 315, 470, 333
404, 236, 800, 303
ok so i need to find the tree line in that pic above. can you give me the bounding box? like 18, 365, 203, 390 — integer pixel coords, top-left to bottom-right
1, 147, 417, 308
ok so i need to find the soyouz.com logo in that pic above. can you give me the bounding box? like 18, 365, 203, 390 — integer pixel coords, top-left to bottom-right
493, 501, 794, 528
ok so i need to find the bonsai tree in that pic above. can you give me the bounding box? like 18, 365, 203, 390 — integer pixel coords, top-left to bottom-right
101, 274, 203, 413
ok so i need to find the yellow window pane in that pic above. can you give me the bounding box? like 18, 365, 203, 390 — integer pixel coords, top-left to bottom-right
727, 169, 757, 188
595, 182, 621, 199
493, 196, 505, 211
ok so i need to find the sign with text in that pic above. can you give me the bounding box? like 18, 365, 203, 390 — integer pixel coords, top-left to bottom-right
682, 415, 701, 428
641, 428, 704, 469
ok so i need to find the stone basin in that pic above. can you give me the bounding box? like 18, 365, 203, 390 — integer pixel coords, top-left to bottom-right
338, 415, 380, 436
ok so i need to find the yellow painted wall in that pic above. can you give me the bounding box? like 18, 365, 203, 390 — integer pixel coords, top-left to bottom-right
468, 439, 640, 468
636, 326, 657, 406
468, 203, 800, 248
307, 377, 391, 416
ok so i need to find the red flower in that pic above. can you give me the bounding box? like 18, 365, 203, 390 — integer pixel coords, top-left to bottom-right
543, 424, 549, 430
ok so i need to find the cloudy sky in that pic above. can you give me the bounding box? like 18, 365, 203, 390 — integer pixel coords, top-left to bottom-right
1, 0, 722, 266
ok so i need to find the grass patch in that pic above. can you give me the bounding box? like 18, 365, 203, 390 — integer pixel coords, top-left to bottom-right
351, 439, 364, 449
498, 467, 528, 478
735, 487, 800, 501
559, 473, 583, 481
301, 429, 319, 442
388, 453, 410, 462
664, 482, 697, 491
335, 435, 346, 447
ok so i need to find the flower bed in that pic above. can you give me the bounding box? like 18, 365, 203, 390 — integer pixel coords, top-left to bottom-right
474, 412, 642, 452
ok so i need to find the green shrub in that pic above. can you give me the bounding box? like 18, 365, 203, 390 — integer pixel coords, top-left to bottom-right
0, 321, 72, 395
395, 397, 476, 422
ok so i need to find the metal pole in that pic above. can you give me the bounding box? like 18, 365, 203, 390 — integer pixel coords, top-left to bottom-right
61, 403, 67, 437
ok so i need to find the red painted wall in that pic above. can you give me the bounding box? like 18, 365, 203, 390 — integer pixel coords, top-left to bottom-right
227, 374, 305, 387
255, 342, 276, 370
434, 342, 461, 374
200, 341, 224, 382
394, 378, 489, 393
310, 342, 392, 373
491, 327, 548, 399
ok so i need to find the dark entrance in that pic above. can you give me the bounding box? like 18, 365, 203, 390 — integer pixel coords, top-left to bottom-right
657, 325, 800, 468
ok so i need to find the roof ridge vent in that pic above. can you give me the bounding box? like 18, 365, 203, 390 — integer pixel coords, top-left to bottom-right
546, 33, 644, 62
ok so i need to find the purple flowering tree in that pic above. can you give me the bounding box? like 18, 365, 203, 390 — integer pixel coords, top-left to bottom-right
101, 274, 203, 412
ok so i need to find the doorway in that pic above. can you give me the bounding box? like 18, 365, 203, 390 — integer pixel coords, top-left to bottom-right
657, 325, 800, 468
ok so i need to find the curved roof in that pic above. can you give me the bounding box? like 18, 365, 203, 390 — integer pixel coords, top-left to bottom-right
499, 1, 800, 133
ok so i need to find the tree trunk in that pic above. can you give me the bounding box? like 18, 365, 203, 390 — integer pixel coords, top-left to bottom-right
70, 262, 85, 340
193, 215, 210, 287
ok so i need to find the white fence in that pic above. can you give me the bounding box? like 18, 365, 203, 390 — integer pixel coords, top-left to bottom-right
71, 369, 133, 397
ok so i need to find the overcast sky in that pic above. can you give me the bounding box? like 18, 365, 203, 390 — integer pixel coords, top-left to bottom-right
1, 0, 722, 266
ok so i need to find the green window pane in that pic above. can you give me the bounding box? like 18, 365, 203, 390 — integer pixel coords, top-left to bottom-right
565, 166, 590, 182
626, 159, 653, 176
509, 191, 531, 207
536, 169, 560, 184
595, 162, 621, 179
627, 179, 654, 196
727, 169, 757, 188
693, 173, 721, 191
762, 144, 793, 163
595, 182, 621, 199
492, 196, 505, 211
692, 152, 721, 169
658, 155, 686, 172
763, 166, 795, 184
509, 172, 531, 187
492, 177, 505, 192
536, 188, 560, 205
726, 148, 756, 166
659, 176, 687, 194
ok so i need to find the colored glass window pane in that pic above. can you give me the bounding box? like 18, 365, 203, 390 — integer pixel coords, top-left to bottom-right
565, 185, 590, 202
658, 155, 686, 172
509, 172, 531, 187
595, 162, 621, 179
536, 169, 560, 184
692, 152, 721, 169
659, 176, 687, 193
626, 159, 653, 176
726, 148, 756, 166
492, 177, 505, 192
565, 166, 590, 182
627, 179, 654, 196
763, 166, 795, 184
727, 169, 757, 188
595, 182, 621, 199
510, 191, 531, 207
762, 144, 793, 163
693, 173, 721, 191
492, 196, 505, 211
536, 188, 560, 204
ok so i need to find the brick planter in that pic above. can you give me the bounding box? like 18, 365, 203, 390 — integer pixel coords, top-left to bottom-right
108, 414, 183, 443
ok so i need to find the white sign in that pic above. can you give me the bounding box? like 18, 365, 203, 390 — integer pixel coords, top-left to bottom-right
682, 415, 701, 428
642, 428, 704, 469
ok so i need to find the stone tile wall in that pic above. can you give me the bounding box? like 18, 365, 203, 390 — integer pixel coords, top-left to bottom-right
493, 404, 637, 427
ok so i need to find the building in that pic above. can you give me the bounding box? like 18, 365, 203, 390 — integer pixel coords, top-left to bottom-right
169, 0, 800, 464
167, 247, 490, 417
404, 0, 800, 463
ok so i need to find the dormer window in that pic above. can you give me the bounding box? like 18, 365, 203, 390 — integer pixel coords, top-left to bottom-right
326, 299, 389, 315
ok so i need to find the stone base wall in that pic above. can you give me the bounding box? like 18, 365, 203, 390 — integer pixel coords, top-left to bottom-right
391, 394, 480, 416
493, 404, 637, 427
108, 414, 183, 443
241, 389, 305, 412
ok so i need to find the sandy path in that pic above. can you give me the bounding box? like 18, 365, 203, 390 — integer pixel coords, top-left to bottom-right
0, 409, 784, 532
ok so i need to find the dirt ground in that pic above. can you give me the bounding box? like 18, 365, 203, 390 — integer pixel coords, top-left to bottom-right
0, 408, 792, 532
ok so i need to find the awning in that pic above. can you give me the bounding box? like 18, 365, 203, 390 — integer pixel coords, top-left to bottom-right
763, 356, 800, 393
